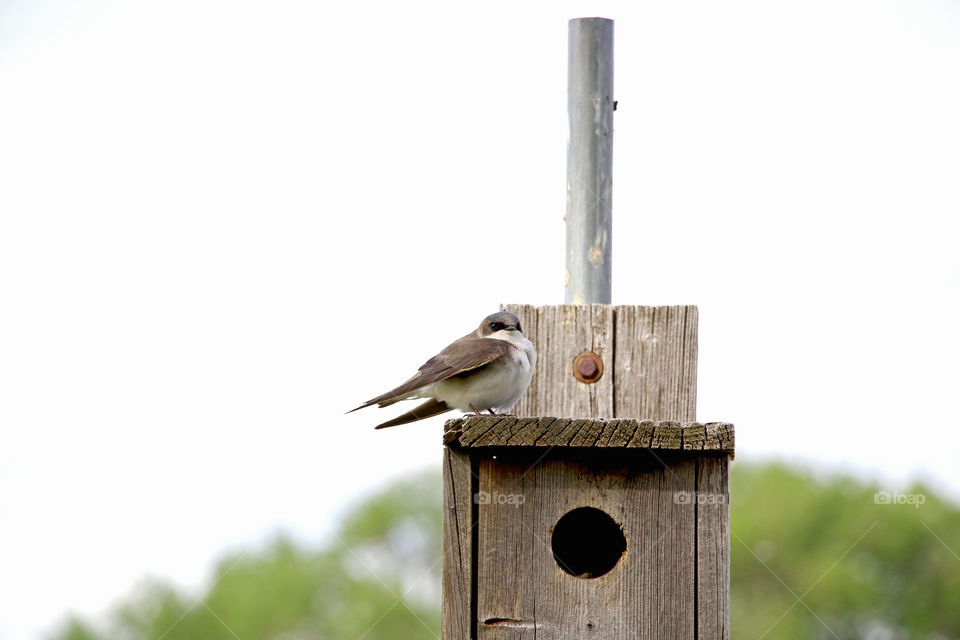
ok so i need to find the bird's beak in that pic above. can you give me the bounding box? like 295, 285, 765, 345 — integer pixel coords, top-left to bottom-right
505, 326, 518, 331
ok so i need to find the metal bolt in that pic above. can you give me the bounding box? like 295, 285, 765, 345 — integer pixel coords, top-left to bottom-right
573, 351, 603, 384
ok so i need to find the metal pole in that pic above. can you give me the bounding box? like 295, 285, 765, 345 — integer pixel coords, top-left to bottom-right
565, 17, 614, 305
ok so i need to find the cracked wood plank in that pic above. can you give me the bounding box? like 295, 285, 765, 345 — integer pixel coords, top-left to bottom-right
442, 447, 474, 640
614, 305, 698, 421
697, 456, 731, 639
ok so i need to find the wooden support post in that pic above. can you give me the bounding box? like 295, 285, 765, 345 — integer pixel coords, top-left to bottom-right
441, 305, 733, 639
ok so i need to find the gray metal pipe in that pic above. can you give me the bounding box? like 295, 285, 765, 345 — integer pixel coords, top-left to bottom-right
565, 17, 614, 305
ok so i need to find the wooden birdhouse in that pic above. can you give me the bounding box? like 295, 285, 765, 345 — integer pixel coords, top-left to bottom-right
438, 18, 734, 639
441, 305, 735, 639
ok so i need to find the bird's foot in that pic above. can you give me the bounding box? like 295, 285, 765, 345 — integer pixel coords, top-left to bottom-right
466, 406, 514, 419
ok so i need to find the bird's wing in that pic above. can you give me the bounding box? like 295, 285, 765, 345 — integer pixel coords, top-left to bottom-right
373, 398, 454, 429
348, 338, 511, 412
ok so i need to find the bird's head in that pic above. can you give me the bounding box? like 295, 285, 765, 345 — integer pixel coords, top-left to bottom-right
478, 311, 523, 337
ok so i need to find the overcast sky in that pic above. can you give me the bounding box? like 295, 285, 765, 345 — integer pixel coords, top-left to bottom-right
1, 1, 958, 638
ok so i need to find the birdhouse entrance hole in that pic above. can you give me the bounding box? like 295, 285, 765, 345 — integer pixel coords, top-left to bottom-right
551, 506, 626, 578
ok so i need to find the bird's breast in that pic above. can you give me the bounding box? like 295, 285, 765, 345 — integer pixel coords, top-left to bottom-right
428, 344, 535, 413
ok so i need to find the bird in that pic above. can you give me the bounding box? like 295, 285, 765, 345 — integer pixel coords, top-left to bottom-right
348, 311, 537, 429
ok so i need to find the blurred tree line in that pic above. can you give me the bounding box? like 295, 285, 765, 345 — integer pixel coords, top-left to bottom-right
54, 463, 960, 640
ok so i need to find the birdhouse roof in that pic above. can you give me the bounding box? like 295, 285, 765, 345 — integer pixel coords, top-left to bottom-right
443, 416, 734, 455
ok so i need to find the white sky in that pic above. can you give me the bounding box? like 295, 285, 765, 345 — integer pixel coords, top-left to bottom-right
1, 1, 958, 638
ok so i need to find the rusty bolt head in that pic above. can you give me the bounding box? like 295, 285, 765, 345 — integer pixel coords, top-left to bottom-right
573, 352, 603, 384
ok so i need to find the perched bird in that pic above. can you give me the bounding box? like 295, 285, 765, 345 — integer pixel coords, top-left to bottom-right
348, 311, 537, 429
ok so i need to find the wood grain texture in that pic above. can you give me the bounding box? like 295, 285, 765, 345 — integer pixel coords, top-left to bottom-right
475, 450, 697, 639
444, 416, 735, 455
503, 304, 698, 421
442, 447, 475, 640
614, 305, 698, 421
696, 456, 730, 640
502, 304, 615, 418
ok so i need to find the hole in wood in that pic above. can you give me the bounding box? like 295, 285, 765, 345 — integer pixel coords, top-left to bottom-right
551, 506, 626, 578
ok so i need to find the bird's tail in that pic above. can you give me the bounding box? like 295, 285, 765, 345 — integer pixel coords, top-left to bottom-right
347, 392, 404, 414
375, 398, 452, 429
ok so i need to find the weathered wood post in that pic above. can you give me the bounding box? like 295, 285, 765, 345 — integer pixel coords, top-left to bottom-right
441, 18, 733, 640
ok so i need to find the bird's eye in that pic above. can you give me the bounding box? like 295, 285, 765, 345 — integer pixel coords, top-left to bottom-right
490, 322, 505, 331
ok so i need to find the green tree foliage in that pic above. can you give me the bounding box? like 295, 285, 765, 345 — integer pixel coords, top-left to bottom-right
51, 463, 960, 639
731, 463, 960, 639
